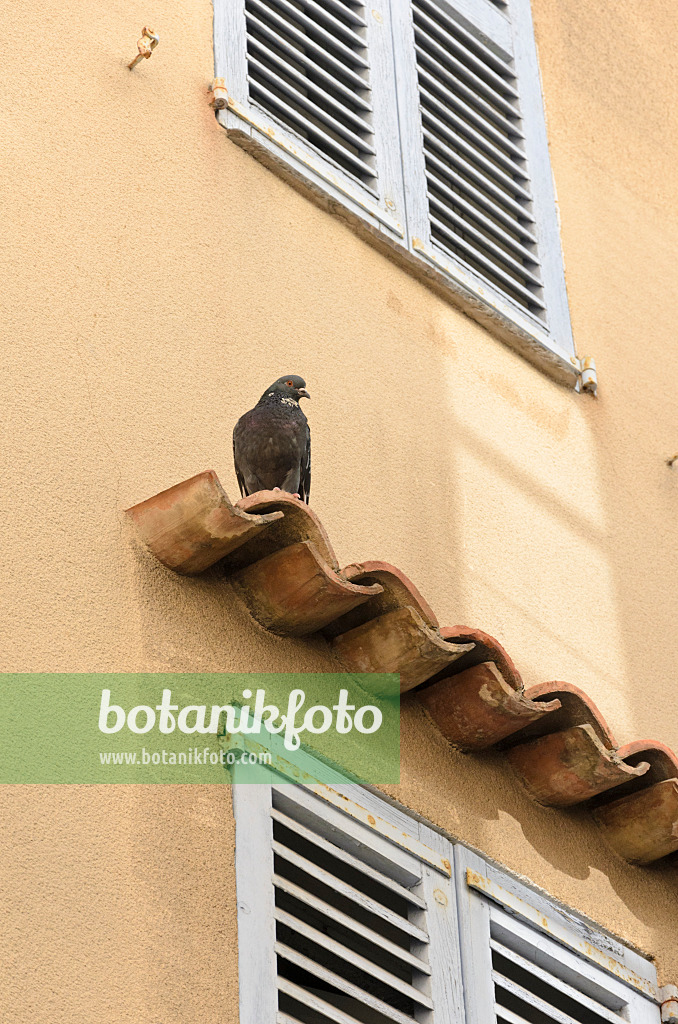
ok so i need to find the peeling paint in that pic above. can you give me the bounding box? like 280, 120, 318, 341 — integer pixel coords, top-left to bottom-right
466, 870, 659, 1001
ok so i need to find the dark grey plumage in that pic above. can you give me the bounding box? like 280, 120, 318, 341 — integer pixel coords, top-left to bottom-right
233, 375, 311, 503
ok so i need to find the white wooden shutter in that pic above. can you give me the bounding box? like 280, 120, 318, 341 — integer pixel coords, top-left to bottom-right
214, 0, 406, 241
233, 777, 660, 1024
454, 848, 660, 1024
233, 779, 465, 1024
391, 0, 574, 361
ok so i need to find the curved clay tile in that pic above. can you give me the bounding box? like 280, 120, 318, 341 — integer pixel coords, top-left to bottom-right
321, 562, 474, 693
438, 625, 525, 690
234, 491, 339, 571
331, 605, 475, 694
126, 472, 678, 865
125, 471, 283, 575
506, 726, 649, 807
513, 681, 619, 747
418, 661, 560, 751
592, 741, 678, 864
615, 739, 678, 787
230, 539, 383, 637
593, 780, 678, 864
327, 561, 440, 634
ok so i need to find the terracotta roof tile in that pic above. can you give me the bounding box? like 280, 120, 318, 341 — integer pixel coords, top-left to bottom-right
417, 661, 560, 751
506, 726, 650, 807
231, 540, 382, 637
126, 470, 283, 574
126, 471, 678, 866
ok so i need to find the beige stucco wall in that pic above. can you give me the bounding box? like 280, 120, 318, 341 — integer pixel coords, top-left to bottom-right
1, 0, 677, 1019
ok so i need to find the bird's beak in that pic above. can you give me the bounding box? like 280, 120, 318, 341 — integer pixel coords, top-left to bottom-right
299, 388, 310, 400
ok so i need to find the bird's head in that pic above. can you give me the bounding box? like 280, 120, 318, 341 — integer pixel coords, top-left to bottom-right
262, 375, 310, 403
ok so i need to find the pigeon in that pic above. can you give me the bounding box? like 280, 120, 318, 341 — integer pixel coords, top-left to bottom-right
233, 375, 311, 503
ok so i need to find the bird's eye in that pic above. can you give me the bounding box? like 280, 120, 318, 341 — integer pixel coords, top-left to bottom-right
286, 380, 294, 387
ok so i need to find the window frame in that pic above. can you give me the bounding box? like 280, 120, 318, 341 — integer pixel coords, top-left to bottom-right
213, 0, 581, 388
213, 0, 579, 388
232, 772, 661, 1024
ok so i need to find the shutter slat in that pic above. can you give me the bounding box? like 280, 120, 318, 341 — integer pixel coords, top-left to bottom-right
418, 78, 527, 167
273, 786, 426, 885
249, 36, 374, 131
273, 841, 429, 940
248, 58, 377, 154
430, 214, 542, 306
413, 5, 519, 105
489, 908, 631, 1012
249, 79, 377, 179
490, 938, 627, 1024
426, 171, 539, 254
493, 970, 587, 1024
413, 2, 517, 99
411, 0, 549, 317
275, 0, 368, 44
422, 107, 531, 198
496, 1004, 543, 1024
415, 0, 511, 75
427, 193, 542, 285
245, 0, 379, 188
314, 0, 367, 27
415, 38, 518, 119
246, 14, 373, 112
425, 154, 538, 242
263, 0, 370, 68
422, 123, 532, 211
273, 874, 432, 974
247, 0, 369, 90
276, 942, 421, 1024
275, 907, 434, 1008
277, 976, 376, 1024
418, 62, 522, 140
271, 807, 426, 908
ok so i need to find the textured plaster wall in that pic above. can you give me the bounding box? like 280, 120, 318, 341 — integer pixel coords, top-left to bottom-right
1, 0, 677, 1019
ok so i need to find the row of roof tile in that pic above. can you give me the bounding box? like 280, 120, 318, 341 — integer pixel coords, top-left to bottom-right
127, 470, 678, 866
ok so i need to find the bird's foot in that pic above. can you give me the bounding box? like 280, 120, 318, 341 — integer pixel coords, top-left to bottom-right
272, 487, 301, 499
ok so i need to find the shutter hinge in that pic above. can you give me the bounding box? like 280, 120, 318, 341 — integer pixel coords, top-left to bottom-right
571, 355, 598, 396
209, 78, 229, 110
660, 986, 678, 1023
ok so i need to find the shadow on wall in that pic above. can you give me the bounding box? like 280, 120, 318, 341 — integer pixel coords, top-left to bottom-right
397, 697, 678, 955
126, 522, 341, 675
576, 168, 678, 954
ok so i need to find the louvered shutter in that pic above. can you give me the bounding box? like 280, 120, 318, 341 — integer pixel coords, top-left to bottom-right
391, 0, 574, 363
455, 849, 660, 1024
214, 0, 406, 242
233, 778, 464, 1024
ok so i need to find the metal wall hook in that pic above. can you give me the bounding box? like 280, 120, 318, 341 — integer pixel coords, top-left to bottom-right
128, 26, 159, 69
